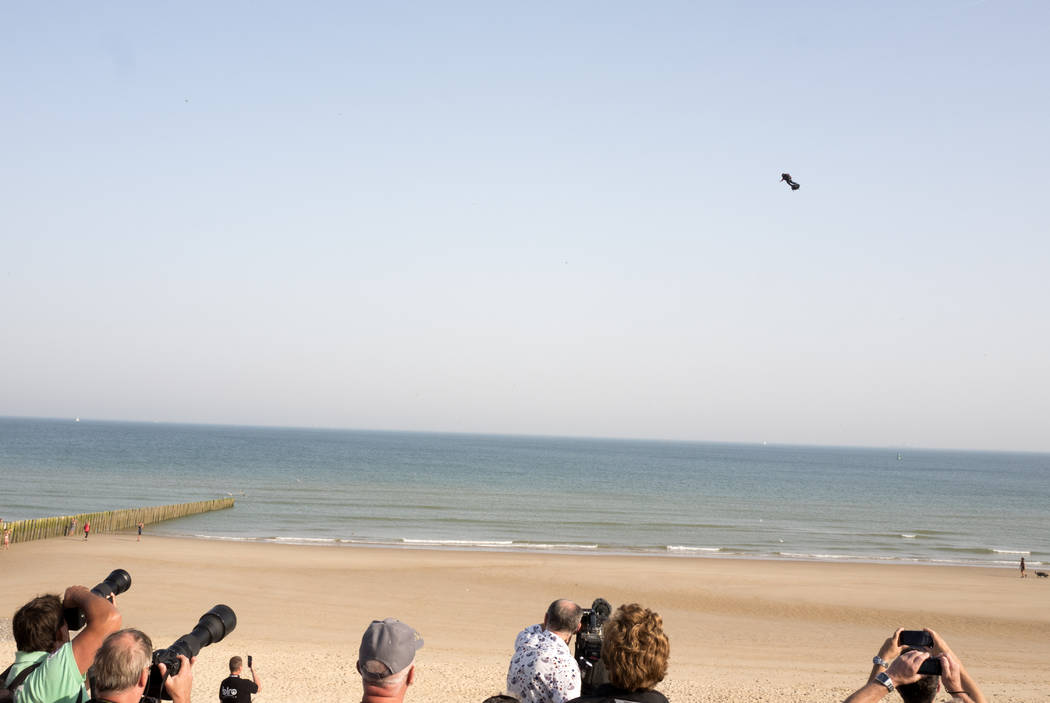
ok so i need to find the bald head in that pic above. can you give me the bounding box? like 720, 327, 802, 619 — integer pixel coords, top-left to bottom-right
544, 599, 583, 636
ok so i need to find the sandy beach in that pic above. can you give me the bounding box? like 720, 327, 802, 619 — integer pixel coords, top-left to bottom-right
1, 533, 1046, 702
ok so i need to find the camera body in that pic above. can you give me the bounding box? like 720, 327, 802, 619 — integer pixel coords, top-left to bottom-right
574, 598, 611, 694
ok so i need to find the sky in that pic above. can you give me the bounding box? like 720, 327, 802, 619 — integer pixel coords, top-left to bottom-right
2, 1, 1048, 452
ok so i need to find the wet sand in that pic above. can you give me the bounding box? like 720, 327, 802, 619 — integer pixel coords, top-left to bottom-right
1, 533, 1045, 701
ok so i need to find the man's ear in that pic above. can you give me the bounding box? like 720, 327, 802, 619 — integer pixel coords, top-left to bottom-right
406, 665, 415, 686
138, 665, 150, 689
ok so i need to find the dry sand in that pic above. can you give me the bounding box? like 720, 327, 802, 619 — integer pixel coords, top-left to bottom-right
1, 533, 1046, 702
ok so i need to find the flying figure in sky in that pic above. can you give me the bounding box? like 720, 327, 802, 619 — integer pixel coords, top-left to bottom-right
780, 173, 800, 191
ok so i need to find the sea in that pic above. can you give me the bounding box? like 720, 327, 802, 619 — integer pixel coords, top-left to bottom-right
1, 417, 1046, 568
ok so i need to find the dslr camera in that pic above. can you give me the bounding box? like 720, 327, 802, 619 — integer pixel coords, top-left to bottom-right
574, 598, 611, 693
64, 569, 132, 630
141, 605, 237, 702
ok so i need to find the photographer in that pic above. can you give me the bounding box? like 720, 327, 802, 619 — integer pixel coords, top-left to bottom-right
842, 628, 987, 703
87, 629, 193, 703
506, 599, 583, 703
4, 586, 121, 703
566, 603, 669, 703
219, 656, 260, 703
357, 618, 423, 703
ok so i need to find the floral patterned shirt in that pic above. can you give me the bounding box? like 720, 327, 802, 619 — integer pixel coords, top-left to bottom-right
506, 624, 582, 703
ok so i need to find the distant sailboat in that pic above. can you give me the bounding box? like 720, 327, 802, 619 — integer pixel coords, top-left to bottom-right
75, 417, 80, 423
897, 452, 903, 461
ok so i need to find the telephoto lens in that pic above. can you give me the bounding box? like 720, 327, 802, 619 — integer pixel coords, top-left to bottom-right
64, 569, 131, 630
143, 605, 237, 702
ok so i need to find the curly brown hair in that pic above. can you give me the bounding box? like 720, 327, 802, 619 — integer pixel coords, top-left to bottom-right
600, 603, 670, 691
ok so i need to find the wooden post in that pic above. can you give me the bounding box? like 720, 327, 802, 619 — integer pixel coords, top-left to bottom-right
3, 498, 235, 544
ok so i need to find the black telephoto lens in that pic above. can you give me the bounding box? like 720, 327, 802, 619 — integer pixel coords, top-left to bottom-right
64, 569, 132, 631
144, 605, 237, 701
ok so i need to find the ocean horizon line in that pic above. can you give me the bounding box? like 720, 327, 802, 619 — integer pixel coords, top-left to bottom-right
4, 413, 1048, 457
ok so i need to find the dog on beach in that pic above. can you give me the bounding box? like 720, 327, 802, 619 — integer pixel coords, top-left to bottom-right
1036, 571, 1048, 578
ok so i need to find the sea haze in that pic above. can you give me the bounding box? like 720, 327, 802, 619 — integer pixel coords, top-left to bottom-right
1, 417, 1046, 567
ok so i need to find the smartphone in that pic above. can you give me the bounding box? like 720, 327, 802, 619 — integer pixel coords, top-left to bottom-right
917, 658, 942, 676
898, 630, 934, 648
247, 655, 253, 668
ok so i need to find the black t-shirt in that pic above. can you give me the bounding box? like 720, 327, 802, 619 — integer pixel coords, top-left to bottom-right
567, 684, 669, 703
219, 675, 258, 703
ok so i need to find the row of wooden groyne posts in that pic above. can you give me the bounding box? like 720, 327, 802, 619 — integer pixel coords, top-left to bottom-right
0, 498, 235, 543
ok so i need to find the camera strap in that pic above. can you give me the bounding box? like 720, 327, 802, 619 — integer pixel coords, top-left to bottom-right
1, 661, 44, 702
2, 661, 43, 690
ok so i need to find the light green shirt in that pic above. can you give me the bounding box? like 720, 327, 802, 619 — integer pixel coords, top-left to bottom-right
7, 642, 86, 703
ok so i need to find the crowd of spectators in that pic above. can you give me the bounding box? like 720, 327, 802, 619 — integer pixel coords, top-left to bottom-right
3, 583, 987, 703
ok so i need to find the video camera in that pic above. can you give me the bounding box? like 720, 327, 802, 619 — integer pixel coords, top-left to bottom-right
574, 598, 611, 693
64, 569, 132, 630
141, 605, 237, 702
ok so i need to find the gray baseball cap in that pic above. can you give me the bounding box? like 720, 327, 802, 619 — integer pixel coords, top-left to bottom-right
357, 618, 424, 679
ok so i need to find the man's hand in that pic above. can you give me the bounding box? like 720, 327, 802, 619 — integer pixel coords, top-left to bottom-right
62, 585, 92, 609
877, 628, 904, 662
925, 628, 954, 658
939, 654, 964, 693
159, 654, 195, 703
886, 649, 926, 687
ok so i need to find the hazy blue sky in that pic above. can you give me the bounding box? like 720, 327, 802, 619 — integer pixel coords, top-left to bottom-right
3, 1, 1048, 451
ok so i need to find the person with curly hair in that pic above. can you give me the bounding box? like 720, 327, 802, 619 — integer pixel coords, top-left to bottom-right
567, 603, 669, 703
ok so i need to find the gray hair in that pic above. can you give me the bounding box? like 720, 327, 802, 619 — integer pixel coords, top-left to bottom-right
546, 599, 583, 634
359, 658, 413, 688
90, 629, 153, 693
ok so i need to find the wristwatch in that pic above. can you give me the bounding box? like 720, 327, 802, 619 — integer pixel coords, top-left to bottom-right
873, 655, 889, 669
874, 672, 894, 692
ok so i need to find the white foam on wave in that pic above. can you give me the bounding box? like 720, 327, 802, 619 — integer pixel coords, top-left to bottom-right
273, 537, 340, 544
192, 534, 258, 542
992, 549, 1030, 555
779, 551, 851, 560
667, 545, 721, 552
901, 534, 917, 539
402, 538, 514, 547
519, 543, 599, 550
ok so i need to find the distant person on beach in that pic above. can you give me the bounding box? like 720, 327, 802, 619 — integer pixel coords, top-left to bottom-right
69, 519, 77, 537
83, 521, 90, 540
1020, 556, 1026, 578
87, 628, 194, 703
842, 627, 987, 703
219, 656, 261, 703
137, 522, 143, 542
4, 586, 122, 703
506, 599, 583, 703
2, 527, 10, 551
566, 603, 669, 703
356, 618, 423, 703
